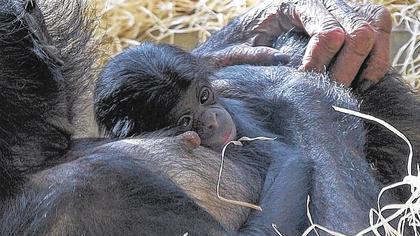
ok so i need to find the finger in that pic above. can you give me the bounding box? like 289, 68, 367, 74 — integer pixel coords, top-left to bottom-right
329, 24, 375, 87
299, 27, 345, 73
359, 31, 390, 84
282, 1, 345, 73
352, 4, 392, 83
207, 45, 290, 67
323, 0, 376, 86
240, 2, 285, 46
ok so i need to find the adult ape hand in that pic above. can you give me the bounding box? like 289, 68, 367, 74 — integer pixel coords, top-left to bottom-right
193, 0, 391, 87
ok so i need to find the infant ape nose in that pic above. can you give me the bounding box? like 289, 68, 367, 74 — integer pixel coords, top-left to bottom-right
206, 112, 219, 131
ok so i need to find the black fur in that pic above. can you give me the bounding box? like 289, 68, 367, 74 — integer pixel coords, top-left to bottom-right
0, 0, 97, 198
0, 0, 419, 235
95, 43, 214, 137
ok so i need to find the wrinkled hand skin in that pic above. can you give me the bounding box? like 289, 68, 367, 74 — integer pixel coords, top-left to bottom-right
193, 0, 392, 87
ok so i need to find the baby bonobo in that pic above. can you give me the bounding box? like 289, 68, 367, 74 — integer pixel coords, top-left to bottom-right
94, 43, 237, 150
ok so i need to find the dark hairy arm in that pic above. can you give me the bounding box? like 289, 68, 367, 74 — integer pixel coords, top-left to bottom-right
193, 0, 392, 87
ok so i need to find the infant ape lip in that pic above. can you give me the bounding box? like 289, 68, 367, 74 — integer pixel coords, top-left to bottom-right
222, 127, 236, 145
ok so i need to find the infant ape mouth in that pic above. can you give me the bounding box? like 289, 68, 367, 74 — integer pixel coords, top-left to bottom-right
222, 127, 236, 145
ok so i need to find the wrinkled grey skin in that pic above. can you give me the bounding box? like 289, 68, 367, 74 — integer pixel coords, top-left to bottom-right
193, 0, 392, 87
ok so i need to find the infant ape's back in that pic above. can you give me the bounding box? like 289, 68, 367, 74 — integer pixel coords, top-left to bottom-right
95, 43, 237, 149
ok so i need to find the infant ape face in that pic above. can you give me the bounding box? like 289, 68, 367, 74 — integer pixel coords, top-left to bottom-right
170, 80, 236, 150
94, 42, 236, 147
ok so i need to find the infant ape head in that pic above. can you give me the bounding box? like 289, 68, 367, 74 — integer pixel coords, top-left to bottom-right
95, 43, 237, 149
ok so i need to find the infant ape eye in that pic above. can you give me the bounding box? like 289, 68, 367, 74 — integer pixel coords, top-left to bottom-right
200, 88, 210, 104
178, 115, 193, 128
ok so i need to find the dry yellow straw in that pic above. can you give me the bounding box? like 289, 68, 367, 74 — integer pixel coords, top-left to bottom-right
297, 105, 418, 236
217, 136, 276, 211
302, 195, 347, 236
332, 106, 414, 177
272, 224, 284, 236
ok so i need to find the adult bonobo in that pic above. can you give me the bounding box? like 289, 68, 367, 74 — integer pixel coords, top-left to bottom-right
0, 1, 419, 236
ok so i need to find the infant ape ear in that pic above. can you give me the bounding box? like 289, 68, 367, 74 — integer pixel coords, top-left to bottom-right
176, 131, 201, 151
